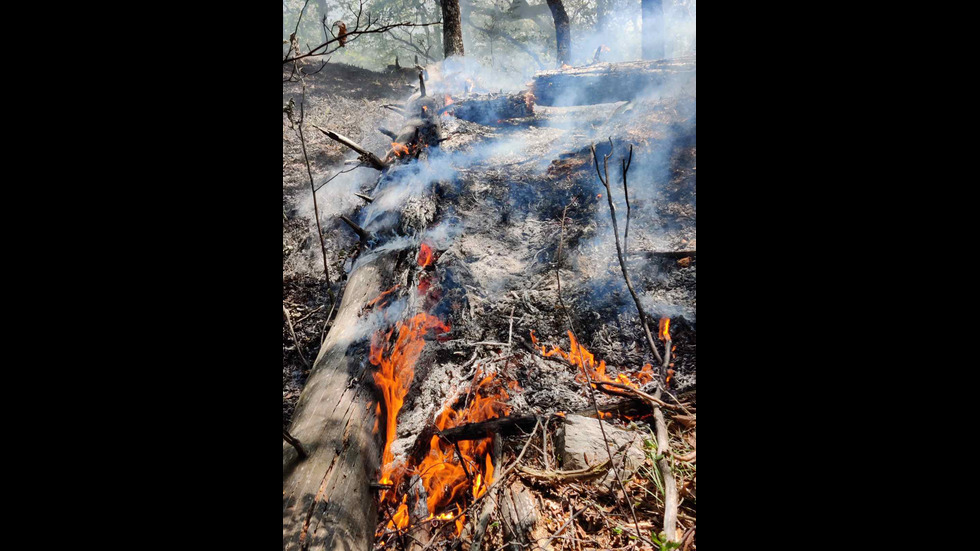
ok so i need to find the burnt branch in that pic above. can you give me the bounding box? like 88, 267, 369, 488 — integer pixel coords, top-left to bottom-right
340, 215, 372, 243
312, 125, 389, 171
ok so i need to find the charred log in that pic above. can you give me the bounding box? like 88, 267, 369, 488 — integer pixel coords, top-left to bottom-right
531, 57, 696, 106
443, 92, 534, 125
313, 126, 389, 171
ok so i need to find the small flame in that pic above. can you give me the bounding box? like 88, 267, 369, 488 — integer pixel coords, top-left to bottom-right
659, 317, 671, 342
445, 94, 454, 106
391, 142, 410, 157
417, 243, 434, 268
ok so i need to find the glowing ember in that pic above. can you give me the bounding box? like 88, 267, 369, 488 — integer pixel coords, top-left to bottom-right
417, 243, 434, 268
659, 317, 671, 342
391, 142, 410, 157
444, 94, 454, 106
372, 313, 451, 494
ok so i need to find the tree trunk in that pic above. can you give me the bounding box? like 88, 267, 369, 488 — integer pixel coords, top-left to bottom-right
546, 0, 571, 67
441, 0, 465, 58
282, 252, 399, 551
531, 57, 695, 106
596, 0, 611, 35
641, 0, 665, 60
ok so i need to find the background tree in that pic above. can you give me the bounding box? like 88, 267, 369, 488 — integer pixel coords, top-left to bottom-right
641, 0, 665, 59
546, 0, 571, 67
442, 0, 465, 57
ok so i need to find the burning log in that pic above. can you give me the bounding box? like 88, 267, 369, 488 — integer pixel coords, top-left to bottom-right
283, 251, 400, 551
441, 92, 534, 125
531, 56, 696, 106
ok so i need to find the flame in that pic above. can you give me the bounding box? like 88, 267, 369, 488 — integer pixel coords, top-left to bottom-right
366, 284, 400, 310
391, 142, 410, 157
659, 317, 671, 342
417, 243, 434, 268
411, 372, 509, 535
445, 94, 454, 106
531, 330, 652, 392
372, 313, 451, 494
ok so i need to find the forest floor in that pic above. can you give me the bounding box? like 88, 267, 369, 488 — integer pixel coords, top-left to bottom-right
283, 63, 422, 425
284, 58, 696, 549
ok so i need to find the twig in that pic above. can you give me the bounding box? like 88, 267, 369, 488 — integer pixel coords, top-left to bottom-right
354, 193, 375, 203
622, 145, 633, 255
591, 142, 662, 366
297, 82, 332, 288
283, 304, 311, 370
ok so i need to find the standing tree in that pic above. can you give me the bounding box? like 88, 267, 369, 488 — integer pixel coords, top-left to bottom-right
641, 0, 665, 60
441, 0, 465, 58
546, 0, 571, 67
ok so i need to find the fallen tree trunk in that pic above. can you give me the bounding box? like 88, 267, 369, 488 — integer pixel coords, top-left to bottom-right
531, 57, 696, 106
283, 251, 399, 551
444, 92, 534, 125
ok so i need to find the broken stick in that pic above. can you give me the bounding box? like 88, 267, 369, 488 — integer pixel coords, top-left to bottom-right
312, 125, 389, 171
340, 215, 372, 243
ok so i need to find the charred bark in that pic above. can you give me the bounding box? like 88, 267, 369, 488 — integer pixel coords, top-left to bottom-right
531, 57, 696, 106
546, 0, 571, 67
441, 0, 465, 58
641, 0, 665, 60
443, 92, 534, 125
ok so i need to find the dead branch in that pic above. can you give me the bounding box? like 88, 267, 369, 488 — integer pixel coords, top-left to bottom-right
312, 125, 389, 171
283, 2, 443, 66
418, 69, 426, 97
591, 142, 663, 367
339, 215, 372, 243
354, 193, 374, 203
297, 83, 333, 287
283, 304, 311, 370
516, 460, 611, 482
594, 141, 680, 543
594, 381, 681, 410
437, 415, 542, 443
378, 127, 397, 139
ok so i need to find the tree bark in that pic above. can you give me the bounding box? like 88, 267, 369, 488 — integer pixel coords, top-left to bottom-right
546, 0, 571, 67
641, 0, 665, 60
283, 252, 399, 551
441, 0, 465, 58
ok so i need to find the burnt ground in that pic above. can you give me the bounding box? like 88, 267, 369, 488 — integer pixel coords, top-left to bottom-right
284, 59, 696, 548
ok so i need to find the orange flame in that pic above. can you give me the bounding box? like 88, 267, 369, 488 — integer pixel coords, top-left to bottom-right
411, 372, 509, 535
391, 142, 410, 157
417, 243, 434, 268
366, 284, 400, 310
445, 94, 454, 106
531, 331, 651, 392
372, 313, 451, 493
659, 317, 671, 342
